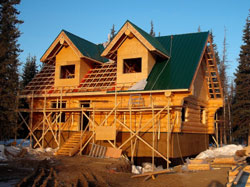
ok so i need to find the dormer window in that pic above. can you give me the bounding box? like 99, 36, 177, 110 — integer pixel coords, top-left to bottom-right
60, 65, 75, 79
123, 58, 142, 73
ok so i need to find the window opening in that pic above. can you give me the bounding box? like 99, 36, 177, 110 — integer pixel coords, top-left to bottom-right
181, 101, 188, 122
60, 65, 75, 79
123, 58, 142, 73
80, 101, 90, 130
200, 106, 206, 124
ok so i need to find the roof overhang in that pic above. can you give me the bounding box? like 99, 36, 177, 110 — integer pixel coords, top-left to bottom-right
101, 21, 169, 61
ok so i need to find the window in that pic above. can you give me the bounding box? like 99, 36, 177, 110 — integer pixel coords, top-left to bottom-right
181, 101, 188, 122
51, 101, 66, 123
200, 106, 206, 124
60, 65, 75, 79
181, 107, 188, 122
123, 58, 142, 73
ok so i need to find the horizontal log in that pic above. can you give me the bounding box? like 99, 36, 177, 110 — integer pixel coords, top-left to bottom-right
187, 164, 211, 171
189, 159, 205, 164
213, 157, 236, 164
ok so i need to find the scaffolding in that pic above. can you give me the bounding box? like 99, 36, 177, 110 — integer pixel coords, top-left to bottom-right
18, 85, 183, 168
17, 40, 223, 168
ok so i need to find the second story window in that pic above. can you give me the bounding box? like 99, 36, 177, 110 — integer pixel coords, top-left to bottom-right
60, 65, 75, 79
123, 58, 142, 73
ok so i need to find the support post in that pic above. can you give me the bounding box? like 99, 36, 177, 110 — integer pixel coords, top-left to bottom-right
80, 108, 83, 155
167, 97, 170, 169
29, 91, 34, 148
42, 90, 47, 148
129, 103, 133, 164
59, 87, 62, 148
114, 85, 117, 146
151, 96, 155, 171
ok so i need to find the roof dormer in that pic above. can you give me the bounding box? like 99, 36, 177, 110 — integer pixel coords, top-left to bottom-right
101, 20, 169, 86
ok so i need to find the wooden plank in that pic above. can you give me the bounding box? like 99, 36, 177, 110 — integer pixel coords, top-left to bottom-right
189, 159, 205, 164
95, 126, 116, 140
213, 157, 236, 165
105, 147, 122, 158
188, 164, 211, 171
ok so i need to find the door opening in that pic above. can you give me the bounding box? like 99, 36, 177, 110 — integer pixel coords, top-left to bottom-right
79, 101, 90, 131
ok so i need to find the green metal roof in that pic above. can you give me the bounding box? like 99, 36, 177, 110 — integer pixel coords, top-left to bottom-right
144, 32, 209, 90
128, 21, 170, 57
63, 30, 108, 63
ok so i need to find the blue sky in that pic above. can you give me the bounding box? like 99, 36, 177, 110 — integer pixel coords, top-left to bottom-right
18, 0, 249, 81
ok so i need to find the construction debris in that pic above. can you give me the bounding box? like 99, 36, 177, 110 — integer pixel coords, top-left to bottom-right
226, 165, 250, 187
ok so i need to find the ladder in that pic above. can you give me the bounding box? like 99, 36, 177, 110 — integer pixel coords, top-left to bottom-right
205, 40, 223, 99
128, 94, 145, 107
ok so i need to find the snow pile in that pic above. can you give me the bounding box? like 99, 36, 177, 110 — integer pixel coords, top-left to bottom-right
132, 165, 142, 174
0, 145, 7, 161
196, 144, 244, 159
0, 139, 30, 147
5, 146, 22, 156
26, 147, 57, 156
132, 162, 163, 174
128, 79, 147, 91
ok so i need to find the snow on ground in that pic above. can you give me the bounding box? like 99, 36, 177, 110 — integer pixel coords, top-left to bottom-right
0, 145, 7, 161
195, 144, 244, 159
0, 139, 57, 161
0, 139, 30, 147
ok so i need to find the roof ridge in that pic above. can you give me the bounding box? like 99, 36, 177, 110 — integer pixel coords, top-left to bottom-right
62, 29, 100, 48
126, 20, 170, 57
62, 29, 108, 63
156, 31, 209, 38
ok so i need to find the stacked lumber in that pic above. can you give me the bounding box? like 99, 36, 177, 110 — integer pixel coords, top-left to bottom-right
187, 159, 211, 171
211, 157, 237, 168
187, 157, 237, 171
226, 165, 250, 187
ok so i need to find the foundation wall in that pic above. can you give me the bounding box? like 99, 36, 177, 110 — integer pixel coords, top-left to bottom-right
36, 131, 208, 158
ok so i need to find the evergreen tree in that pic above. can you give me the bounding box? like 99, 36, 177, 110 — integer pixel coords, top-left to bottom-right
0, 0, 23, 140
110, 24, 116, 41
150, 20, 155, 37
21, 54, 38, 89
198, 25, 201, 32
220, 28, 229, 144
232, 11, 250, 142
210, 31, 221, 66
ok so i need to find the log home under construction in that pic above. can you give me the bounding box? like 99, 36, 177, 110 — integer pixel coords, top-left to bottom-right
18, 20, 223, 166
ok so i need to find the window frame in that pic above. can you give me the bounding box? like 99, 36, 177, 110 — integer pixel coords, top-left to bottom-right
123, 58, 142, 74
60, 65, 75, 79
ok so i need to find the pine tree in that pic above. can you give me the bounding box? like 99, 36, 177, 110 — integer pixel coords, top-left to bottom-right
21, 54, 38, 89
210, 31, 221, 66
220, 27, 229, 144
232, 11, 250, 142
198, 25, 201, 32
110, 24, 116, 41
0, 0, 23, 140
150, 20, 155, 37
